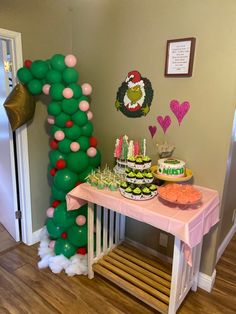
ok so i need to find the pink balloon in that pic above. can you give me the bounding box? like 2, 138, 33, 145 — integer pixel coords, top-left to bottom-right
79, 100, 90, 112
63, 87, 74, 99
70, 142, 80, 152
76, 215, 86, 226
42, 84, 51, 95
82, 83, 92, 96
54, 130, 65, 141
46, 207, 54, 218
87, 111, 93, 120
87, 147, 97, 157
65, 54, 77, 67
47, 116, 55, 125
49, 240, 55, 249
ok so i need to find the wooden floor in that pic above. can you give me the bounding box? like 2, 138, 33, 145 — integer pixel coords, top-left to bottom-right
0, 224, 19, 254
0, 234, 235, 314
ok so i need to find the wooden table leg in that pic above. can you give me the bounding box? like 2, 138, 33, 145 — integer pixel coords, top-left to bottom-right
88, 202, 94, 279
168, 238, 182, 314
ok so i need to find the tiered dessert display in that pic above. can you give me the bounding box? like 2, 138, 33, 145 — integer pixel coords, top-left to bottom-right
114, 135, 157, 200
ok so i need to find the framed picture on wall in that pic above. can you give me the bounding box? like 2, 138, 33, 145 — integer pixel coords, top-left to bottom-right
165, 37, 196, 77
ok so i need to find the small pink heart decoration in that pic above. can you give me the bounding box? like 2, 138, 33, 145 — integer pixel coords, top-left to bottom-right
148, 125, 157, 138
170, 100, 190, 125
156, 115, 171, 134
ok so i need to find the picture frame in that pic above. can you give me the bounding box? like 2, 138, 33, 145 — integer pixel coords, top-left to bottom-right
165, 37, 196, 77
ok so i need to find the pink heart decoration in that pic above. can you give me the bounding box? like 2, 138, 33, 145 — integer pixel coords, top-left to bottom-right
170, 100, 190, 125
148, 125, 157, 138
156, 115, 171, 134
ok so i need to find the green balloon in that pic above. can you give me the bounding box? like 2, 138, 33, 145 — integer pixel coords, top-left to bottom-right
78, 204, 88, 217
55, 112, 70, 127
53, 202, 75, 227
50, 125, 61, 136
47, 101, 61, 116
67, 208, 80, 219
27, 79, 42, 95
89, 149, 101, 168
80, 122, 94, 137
53, 168, 79, 192
51, 184, 67, 200
49, 150, 65, 167
30, 60, 49, 79
77, 166, 94, 182
58, 138, 72, 153
46, 218, 66, 239
69, 83, 82, 99
62, 68, 79, 84
64, 125, 81, 140
77, 136, 90, 151
78, 95, 89, 103
49, 83, 64, 100
72, 110, 88, 127
67, 151, 89, 173
17, 67, 33, 84
61, 98, 78, 115
46, 69, 62, 84
50, 54, 66, 71
54, 238, 77, 258
68, 224, 87, 247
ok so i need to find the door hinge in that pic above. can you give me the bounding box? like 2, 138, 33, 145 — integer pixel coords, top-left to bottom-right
15, 210, 22, 219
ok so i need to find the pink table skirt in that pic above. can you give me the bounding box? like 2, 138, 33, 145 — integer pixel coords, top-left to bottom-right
66, 183, 220, 264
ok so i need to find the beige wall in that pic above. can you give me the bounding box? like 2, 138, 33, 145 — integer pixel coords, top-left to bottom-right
0, 0, 73, 231
70, 0, 236, 275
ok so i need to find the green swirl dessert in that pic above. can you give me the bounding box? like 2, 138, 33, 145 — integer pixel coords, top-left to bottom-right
124, 186, 133, 198
144, 171, 154, 183
127, 156, 136, 168
142, 186, 151, 199
135, 171, 144, 184
132, 187, 142, 200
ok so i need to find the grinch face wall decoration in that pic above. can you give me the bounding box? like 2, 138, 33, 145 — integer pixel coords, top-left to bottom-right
115, 70, 154, 118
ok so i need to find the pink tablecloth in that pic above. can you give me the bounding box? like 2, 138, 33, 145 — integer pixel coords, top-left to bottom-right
66, 183, 220, 264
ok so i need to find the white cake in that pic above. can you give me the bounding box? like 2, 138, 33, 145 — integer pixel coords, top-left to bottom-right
157, 158, 185, 178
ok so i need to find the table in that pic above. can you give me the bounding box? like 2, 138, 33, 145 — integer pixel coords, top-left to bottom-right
67, 183, 220, 314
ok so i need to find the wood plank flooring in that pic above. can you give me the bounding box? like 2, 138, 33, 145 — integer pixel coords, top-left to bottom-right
0, 234, 235, 314
0, 224, 19, 253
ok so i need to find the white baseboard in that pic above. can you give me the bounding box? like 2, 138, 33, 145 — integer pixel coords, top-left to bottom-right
198, 269, 216, 292
27, 227, 44, 245
125, 237, 173, 264
216, 222, 236, 264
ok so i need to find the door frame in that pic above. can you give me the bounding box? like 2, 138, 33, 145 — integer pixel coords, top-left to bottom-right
0, 28, 33, 245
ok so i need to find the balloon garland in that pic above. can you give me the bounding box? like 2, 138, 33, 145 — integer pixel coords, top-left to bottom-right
17, 54, 101, 258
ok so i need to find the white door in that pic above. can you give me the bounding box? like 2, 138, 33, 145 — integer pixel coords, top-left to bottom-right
0, 38, 20, 241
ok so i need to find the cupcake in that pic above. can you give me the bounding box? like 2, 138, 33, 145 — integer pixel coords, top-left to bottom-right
149, 184, 158, 196
142, 156, 152, 169
132, 187, 142, 200
127, 171, 136, 183
124, 186, 133, 198
127, 156, 136, 168
135, 156, 144, 170
144, 172, 154, 183
135, 171, 144, 184
125, 167, 131, 174
120, 181, 128, 191
142, 186, 151, 199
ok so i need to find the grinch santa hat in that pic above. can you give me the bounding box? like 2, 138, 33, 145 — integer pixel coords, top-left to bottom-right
125, 70, 144, 88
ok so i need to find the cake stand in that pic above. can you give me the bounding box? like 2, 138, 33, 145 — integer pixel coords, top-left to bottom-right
151, 165, 193, 182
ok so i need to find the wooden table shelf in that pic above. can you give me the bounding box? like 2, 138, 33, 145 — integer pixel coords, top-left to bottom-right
93, 242, 171, 313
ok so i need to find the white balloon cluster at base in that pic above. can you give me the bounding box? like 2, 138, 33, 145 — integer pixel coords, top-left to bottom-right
38, 227, 88, 276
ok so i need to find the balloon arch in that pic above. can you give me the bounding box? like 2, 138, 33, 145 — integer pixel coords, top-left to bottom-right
17, 54, 101, 259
